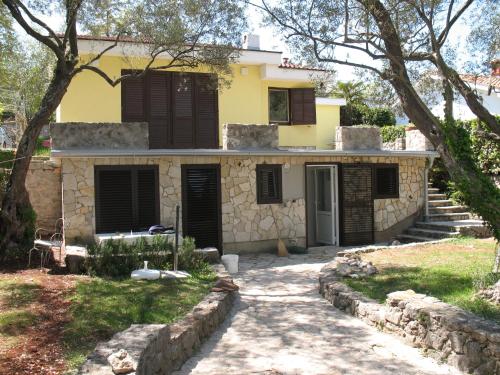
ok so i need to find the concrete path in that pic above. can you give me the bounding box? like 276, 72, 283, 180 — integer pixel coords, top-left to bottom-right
175, 247, 461, 375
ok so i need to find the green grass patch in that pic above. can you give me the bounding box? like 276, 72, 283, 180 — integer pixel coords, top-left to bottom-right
345, 237, 499, 322
0, 279, 41, 349
63, 269, 216, 369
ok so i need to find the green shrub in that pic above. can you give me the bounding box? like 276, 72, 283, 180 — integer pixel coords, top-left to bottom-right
380, 126, 405, 142
0, 149, 15, 169
341, 104, 396, 127
85, 235, 208, 278
363, 107, 396, 127
85, 236, 174, 278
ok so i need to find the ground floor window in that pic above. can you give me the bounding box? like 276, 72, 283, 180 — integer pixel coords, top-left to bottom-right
373, 164, 399, 199
94, 165, 159, 233
256, 164, 282, 204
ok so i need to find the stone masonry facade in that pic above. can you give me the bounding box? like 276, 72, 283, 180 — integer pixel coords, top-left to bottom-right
61, 155, 426, 249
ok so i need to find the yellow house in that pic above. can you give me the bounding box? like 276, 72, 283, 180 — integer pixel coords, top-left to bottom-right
57, 35, 344, 150
50, 35, 436, 253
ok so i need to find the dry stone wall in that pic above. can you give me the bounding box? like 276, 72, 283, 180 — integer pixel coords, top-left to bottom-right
62, 155, 426, 248
319, 261, 500, 375
26, 158, 62, 230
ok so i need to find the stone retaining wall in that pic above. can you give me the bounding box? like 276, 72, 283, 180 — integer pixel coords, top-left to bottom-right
405, 128, 435, 151
335, 126, 382, 150
26, 158, 62, 229
319, 261, 500, 375
382, 138, 405, 151
222, 124, 279, 150
79, 265, 236, 375
51, 122, 149, 150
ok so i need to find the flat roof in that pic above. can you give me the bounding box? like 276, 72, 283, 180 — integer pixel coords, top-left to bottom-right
51, 148, 438, 158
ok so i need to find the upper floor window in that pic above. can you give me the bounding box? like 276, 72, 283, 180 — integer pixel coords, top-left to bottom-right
121, 70, 218, 149
268, 88, 316, 125
269, 89, 290, 123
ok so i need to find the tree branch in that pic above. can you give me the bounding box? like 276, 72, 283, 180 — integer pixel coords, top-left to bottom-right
2, 0, 64, 61
437, 0, 473, 46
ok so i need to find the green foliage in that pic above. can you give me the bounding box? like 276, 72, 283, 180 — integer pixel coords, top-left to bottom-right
440, 118, 500, 240
380, 126, 405, 143
362, 106, 396, 127
0, 149, 15, 169
331, 81, 366, 105
34, 137, 50, 157
342, 103, 396, 127
85, 235, 207, 277
85, 236, 173, 277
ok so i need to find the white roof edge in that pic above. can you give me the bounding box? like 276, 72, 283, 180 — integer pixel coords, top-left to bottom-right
316, 97, 346, 106
78, 39, 284, 65
51, 149, 438, 158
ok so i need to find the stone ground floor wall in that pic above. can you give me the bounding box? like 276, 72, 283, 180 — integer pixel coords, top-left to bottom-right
26, 158, 62, 230
61, 155, 427, 249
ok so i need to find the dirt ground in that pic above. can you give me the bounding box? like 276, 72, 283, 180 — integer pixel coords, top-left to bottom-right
0, 269, 84, 375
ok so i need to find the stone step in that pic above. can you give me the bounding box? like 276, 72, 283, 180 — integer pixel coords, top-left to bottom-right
415, 220, 487, 232
425, 213, 470, 222
428, 193, 447, 201
429, 205, 468, 214
395, 234, 435, 243
428, 199, 453, 207
406, 227, 460, 239
428, 187, 440, 194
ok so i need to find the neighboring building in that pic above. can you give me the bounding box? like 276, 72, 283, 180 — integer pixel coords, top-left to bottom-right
0, 121, 17, 149
430, 73, 500, 120
47, 34, 437, 253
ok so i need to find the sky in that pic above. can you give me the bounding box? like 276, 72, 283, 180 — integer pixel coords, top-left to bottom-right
12, 1, 475, 83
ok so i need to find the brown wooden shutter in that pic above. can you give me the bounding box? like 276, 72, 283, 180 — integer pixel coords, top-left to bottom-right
290, 88, 316, 125
121, 70, 146, 122
256, 164, 282, 204
136, 168, 159, 230
95, 166, 159, 233
182, 165, 221, 250
194, 74, 219, 148
95, 169, 134, 233
341, 164, 374, 246
373, 164, 399, 198
147, 71, 171, 149
172, 73, 195, 148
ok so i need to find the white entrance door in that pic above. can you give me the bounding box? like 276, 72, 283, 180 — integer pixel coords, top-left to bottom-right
314, 166, 338, 245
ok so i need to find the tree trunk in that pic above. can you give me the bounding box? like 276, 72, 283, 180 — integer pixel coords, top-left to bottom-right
0, 70, 72, 260
364, 0, 500, 240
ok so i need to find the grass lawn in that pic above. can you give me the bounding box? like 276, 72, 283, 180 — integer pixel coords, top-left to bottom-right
344, 237, 499, 322
0, 269, 215, 374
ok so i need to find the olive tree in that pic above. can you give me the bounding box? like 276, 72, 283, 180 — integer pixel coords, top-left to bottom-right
257, 0, 500, 240
0, 0, 246, 258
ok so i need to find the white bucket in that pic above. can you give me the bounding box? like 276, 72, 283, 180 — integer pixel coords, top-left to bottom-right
221, 254, 239, 274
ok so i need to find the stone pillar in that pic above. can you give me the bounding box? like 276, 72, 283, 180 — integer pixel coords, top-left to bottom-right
405, 128, 434, 151
222, 124, 279, 150
335, 126, 382, 150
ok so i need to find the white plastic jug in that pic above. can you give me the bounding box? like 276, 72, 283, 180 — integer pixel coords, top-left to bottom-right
221, 254, 239, 274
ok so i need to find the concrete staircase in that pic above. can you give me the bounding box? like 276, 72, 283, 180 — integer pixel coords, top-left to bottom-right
396, 184, 490, 243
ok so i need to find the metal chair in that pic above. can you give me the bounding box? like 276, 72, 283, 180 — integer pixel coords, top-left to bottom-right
28, 218, 66, 268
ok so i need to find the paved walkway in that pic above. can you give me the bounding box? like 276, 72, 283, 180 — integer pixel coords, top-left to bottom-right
175, 247, 461, 375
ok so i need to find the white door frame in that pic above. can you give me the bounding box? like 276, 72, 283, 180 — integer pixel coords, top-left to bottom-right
307, 164, 339, 246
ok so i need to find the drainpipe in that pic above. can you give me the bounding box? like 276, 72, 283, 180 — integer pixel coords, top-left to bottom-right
424, 155, 436, 221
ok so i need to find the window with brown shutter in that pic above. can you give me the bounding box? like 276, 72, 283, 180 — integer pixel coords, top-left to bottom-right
373, 164, 399, 199
268, 87, 316, 125
95, 165, 159, 233
256, 164, 282, 204
121, 70, 146, 122
121, 70, 218, 149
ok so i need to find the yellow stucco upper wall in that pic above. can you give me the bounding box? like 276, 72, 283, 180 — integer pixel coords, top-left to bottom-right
58, 55, 339, 149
